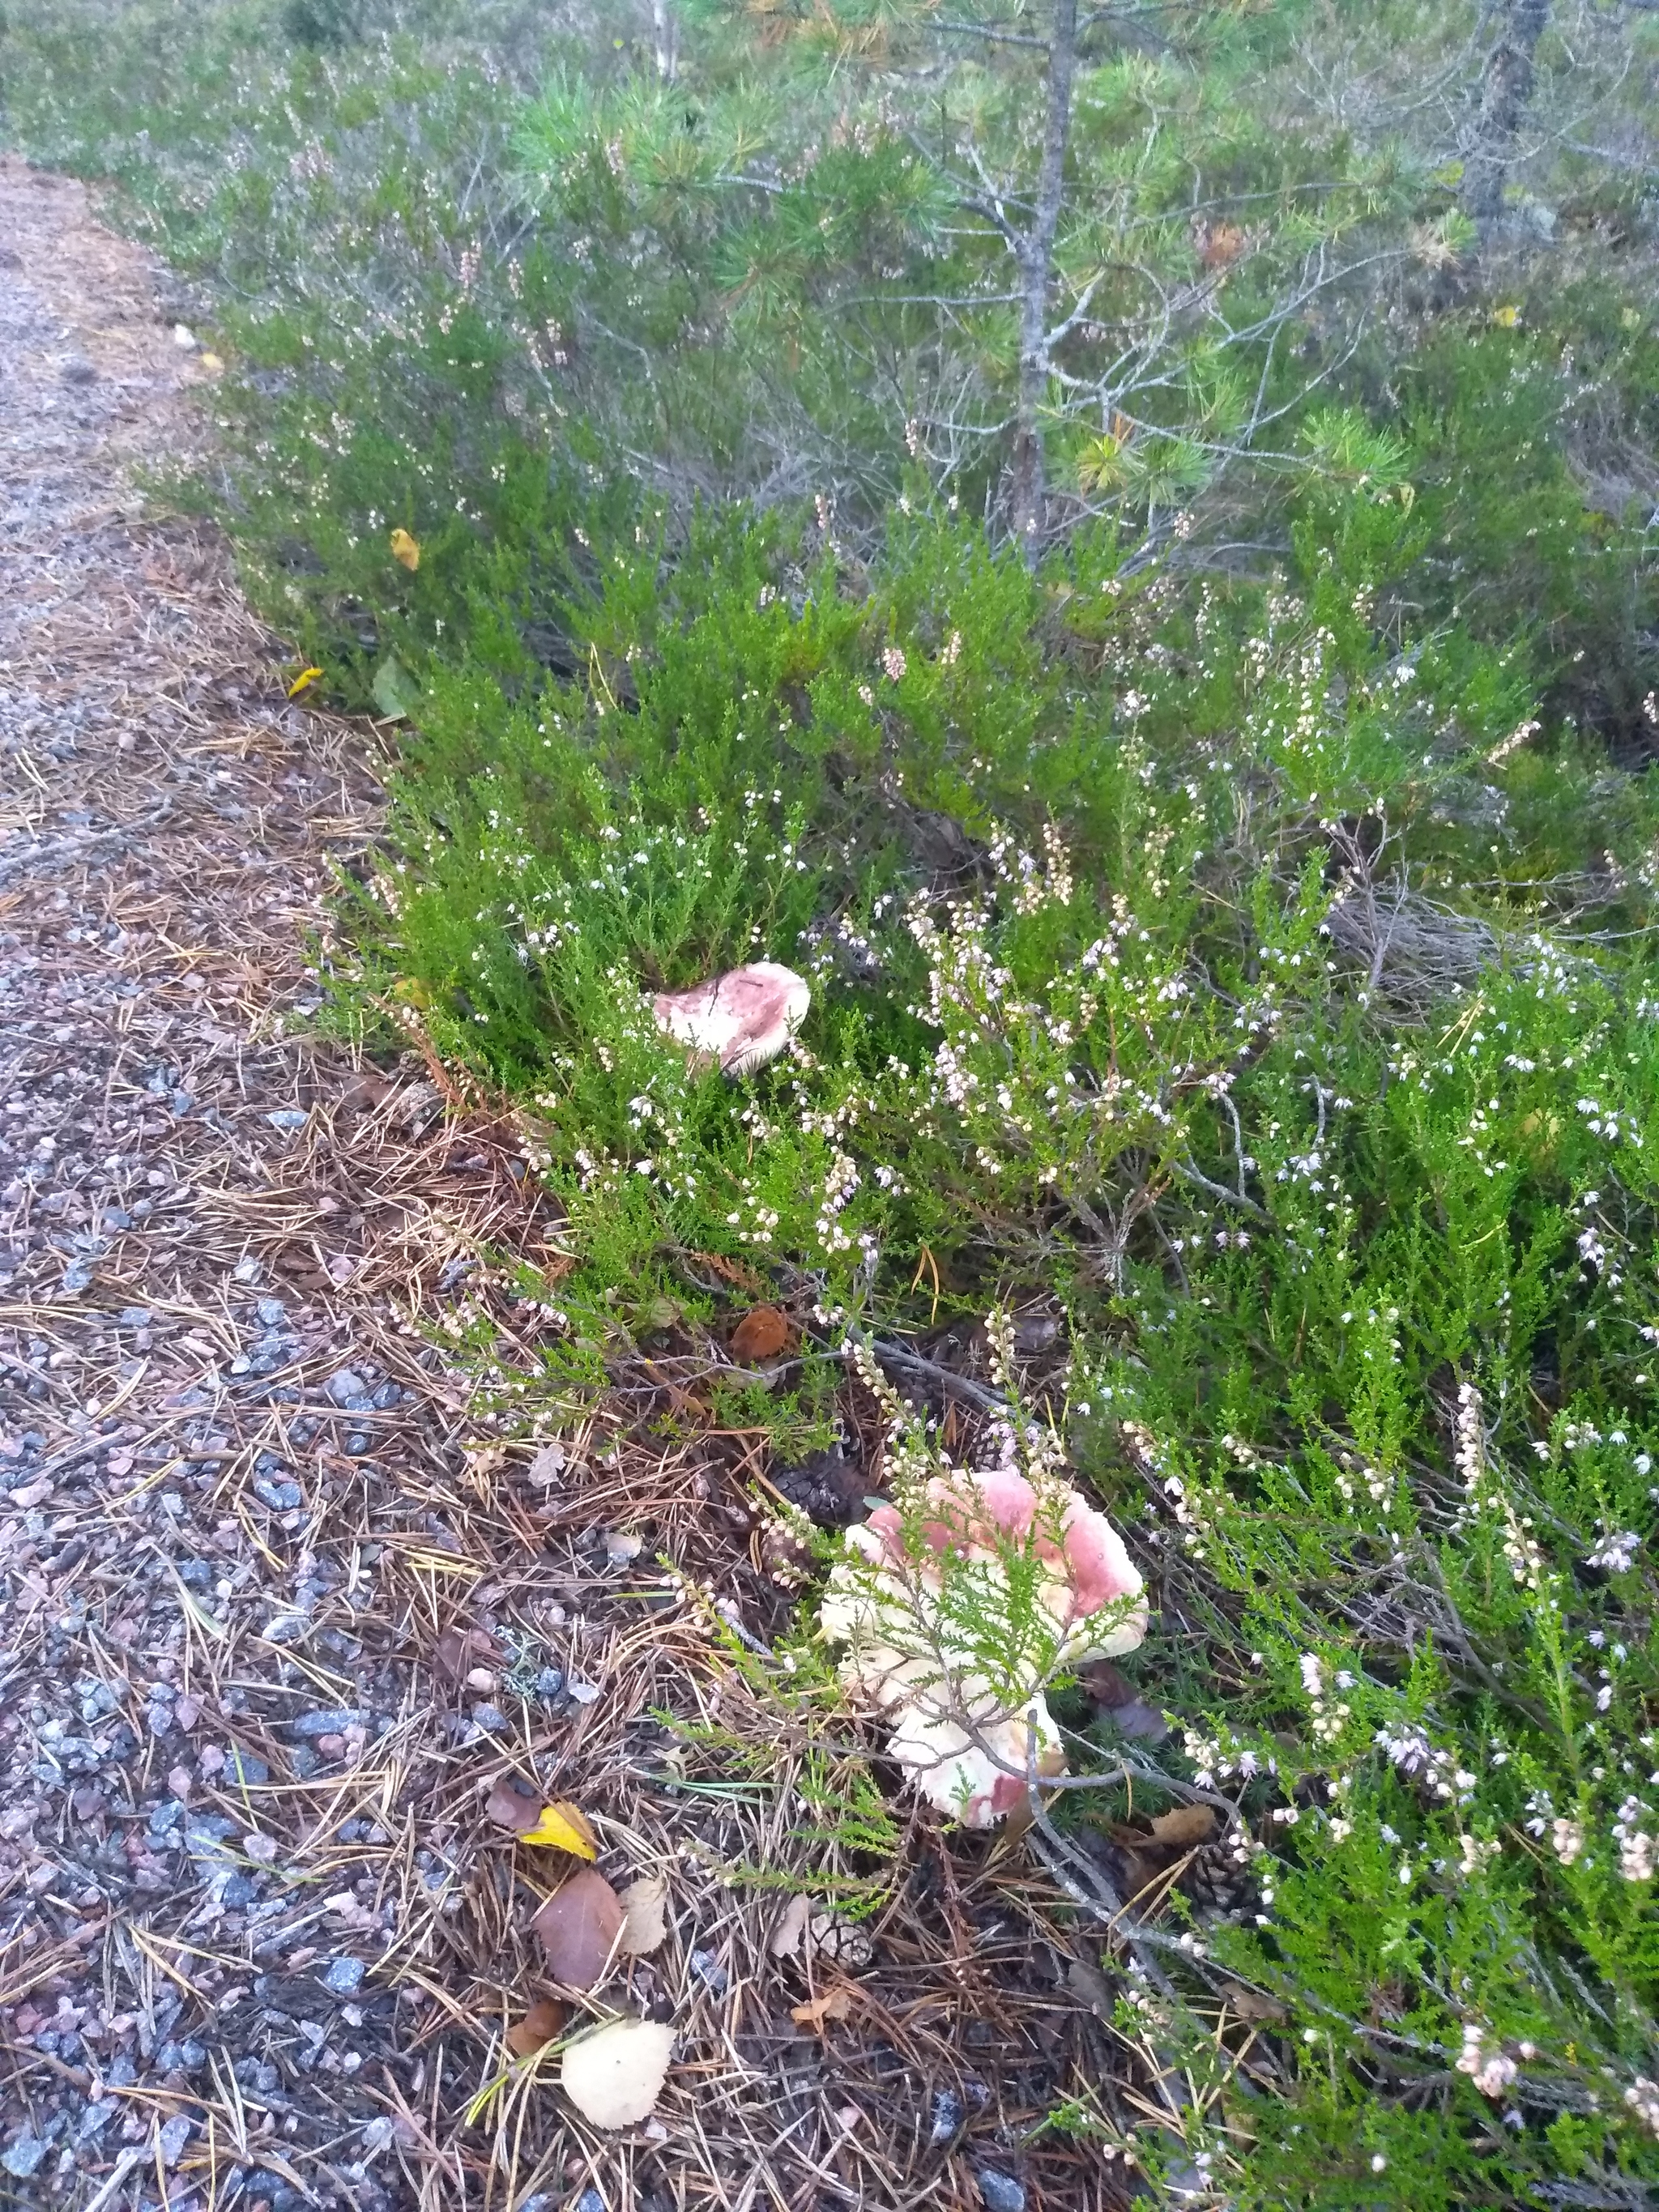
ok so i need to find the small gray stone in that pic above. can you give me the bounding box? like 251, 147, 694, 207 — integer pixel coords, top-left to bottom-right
224, 1750, 271, 1786
257, 1297, 288, 1327
689, 1948, 728, 1995
535, 1667, 565, 1702
471, 1703, 507, 1732
265, 1108, 309, 1131
220, 1874, 259, 1908
292, 1708, 365, 1737
565, 1675, 602, 1706
159, 2113, 191, 2167
325, 1369, 366, 1405
345, 1431, 373, 1455
929, 2089, 964, 2145
1, 2133, 47, 2180
322, 1956, 365, 1996
976, 2173, 1025, 2212
254, 1477, 303, 1511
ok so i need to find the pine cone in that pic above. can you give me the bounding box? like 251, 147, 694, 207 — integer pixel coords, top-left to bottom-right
1183, 1834, 1260, 1922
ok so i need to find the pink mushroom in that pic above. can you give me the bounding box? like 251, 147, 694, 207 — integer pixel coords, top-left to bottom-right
650, 961, 810, 1077
821, 1465, 1149, 1828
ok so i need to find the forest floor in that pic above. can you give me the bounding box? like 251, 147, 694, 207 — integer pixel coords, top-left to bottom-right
0, 161, 1132, 2212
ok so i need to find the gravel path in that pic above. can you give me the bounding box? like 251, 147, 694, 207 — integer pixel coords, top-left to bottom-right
0, 154, 552, 2212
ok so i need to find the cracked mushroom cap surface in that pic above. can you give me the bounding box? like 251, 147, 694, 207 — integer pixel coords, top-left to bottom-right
650, 961, 810, 1076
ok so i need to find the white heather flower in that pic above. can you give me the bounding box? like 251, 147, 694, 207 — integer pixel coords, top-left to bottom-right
1456, 2026, 1517, 2099
881, 646, 907, 682
1619, 1831, 1656, 1882
1459, 1833, 1499, 1875
1550, 1818, 1584, 1866
1586, 1528, 1640, 1573
1626, 2078, 1659, 2137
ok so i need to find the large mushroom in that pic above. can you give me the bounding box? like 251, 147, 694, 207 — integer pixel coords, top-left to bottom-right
650, 961, 810, 1077
821, 1464, 1148, 1828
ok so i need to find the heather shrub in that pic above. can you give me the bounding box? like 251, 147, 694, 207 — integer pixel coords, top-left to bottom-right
9, 0, 1659, 2198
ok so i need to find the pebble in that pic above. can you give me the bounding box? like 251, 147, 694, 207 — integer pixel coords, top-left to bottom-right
471, 1703, 507, 1732
292, 1708, 366, 1737
324, 1368, 366, 1405
254, 1476, 303, 1511
220, 1874, 259, 1908
976, 2173, 1025, 2212
256, 1296, 287, 1326
265, 1108, 309, 1130
535, 1667, 565, 1702
565, 1676, 602, 1706
929, 2089, 964, 2145
1, 2133, 47, 2179
224, 1750, 271, 1786
689, 1948, 728, 1995
322, 1956, 365, 1996
159, 2114, 192, 2167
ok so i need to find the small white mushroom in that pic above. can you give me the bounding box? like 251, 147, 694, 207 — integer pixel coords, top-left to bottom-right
650, 961, 810, 1076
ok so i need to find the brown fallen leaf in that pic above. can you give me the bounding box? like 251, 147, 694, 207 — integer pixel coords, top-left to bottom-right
505, 1997, 567, 2058
1148, 1804, 1218, 1852
560, 2016, 675, 2129
730, 1304, 791, 1362
619, 1874, 668, 1955
533, 1868, 625, 1990
1074, 1659, 1169, 1743
790, 1984, 855, 2034
1067, 1956, 1115, 2015
434, 1625, 498, 1686
769, 1892, 812, 1961
1220, 1980, 1287, 2024
486, 1778, 542, 1835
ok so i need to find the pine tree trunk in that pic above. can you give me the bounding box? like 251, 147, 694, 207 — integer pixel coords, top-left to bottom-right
1010, 0, 1077, 565
652, 0, 678, 83
1462, 0, 1550, 237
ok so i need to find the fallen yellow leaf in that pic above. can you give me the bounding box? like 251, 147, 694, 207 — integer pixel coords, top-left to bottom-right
287, 666, 324, 698
198, 351, 225, 375
519, 1801, 599, 1859
390, 526, 421, 571
1491, 304, 1520, 328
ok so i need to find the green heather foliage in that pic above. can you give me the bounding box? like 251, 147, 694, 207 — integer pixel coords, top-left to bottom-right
7, 0, 1659, 2200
